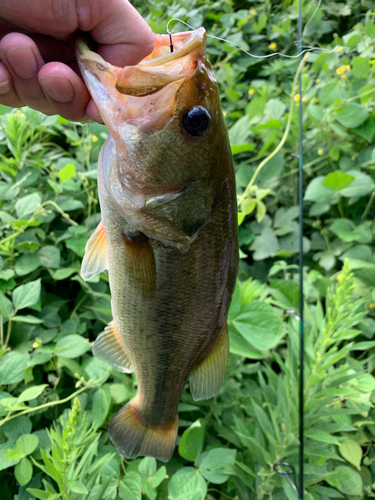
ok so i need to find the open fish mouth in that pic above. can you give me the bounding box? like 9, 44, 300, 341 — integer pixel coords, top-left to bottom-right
115, 28, 207, 96
76, 28, 208, 133
76, 28, 206, 98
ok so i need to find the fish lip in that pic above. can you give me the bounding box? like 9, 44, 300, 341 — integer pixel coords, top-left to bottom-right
139, 27, 207, 67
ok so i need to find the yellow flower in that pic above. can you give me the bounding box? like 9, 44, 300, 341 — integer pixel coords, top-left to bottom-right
370, 303, 375, 309
345, 65, 351, 71
92, 135, 98, 142
249, 8, 257, 15
336, 66, 346, 75
302, 96, 307, 102
294, 94, 300, 102
316, 78, 321, 83
337, 274, 342, 281
248, 88, 255, 96
341, 75, 346, 80
318, 148, 324, 155
268, 42, 277, 50
336, 46, 343, 52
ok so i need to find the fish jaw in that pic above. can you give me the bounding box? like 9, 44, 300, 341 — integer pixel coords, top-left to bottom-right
75, 28, 209, 137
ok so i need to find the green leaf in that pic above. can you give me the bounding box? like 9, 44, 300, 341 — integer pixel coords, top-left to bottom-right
51, 267, 77, 280
340, 170, 374, 198
15, 193, 42, 219
65, 235, 87, 257
304, 428, 340, 445
91, 385, 111, 429
138, 456, 157, 478
198, 448, 236, 484
58, 162, 76, 182
0, 352, 30, 385
82, 357, 110, 384
250, 227, 278, 260
27, 489, 53, 500
15, 254, 41, 276
168, 467, 207, 500
66, 480, 88, 494
118, 471, 141, 500
13, 279, 41, 310
0, 442, 22, 471
304, 176, 337, 204
148, 466, 167, 488
38, 246, 61, 269
365, 19, 375, 37
352, 57, 370, 79
18, 384, 48, 402
109, 383, 130, 404
179, 419, 205, 462
15, 457, 33, 486
2, 416, 32, 441
15, 433, 39, 456
322, 171, 354, 191
232, 301, 285, 351
0, 290, 15, 318
228, 115, 251, 145
336, 103, 369, 129
339, 438, 362, 470
320, 82, 340, 106
55, 334, 92, 359
326, 465, 363, 496
12, 315, 43, 324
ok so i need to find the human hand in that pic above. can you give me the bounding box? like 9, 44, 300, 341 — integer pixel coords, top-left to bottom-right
0, 0, 154, 122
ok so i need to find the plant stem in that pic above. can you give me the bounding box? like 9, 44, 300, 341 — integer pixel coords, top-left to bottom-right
0, 315, 3, 349
0, 383, 91, 426
362, 191, 375, 219
3, 313, 15, 349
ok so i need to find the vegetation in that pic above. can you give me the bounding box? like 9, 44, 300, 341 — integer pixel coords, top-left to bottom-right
0, 1, 375, 499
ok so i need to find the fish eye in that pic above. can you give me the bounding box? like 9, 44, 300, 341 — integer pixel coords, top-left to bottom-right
182, 106, 211, 138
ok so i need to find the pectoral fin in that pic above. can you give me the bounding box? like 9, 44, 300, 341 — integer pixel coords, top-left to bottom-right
81, 221, 108, 281
190, 324, 229, 401
93, 321, 133, 373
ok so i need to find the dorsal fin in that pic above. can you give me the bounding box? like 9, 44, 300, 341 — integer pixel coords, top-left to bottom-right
93, 321, 133, 373
81, 221, 108, 281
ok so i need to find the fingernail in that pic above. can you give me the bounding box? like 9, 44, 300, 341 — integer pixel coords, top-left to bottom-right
4, 46, 38, 79
0, 79, 11, 94
41, 76, 75, 104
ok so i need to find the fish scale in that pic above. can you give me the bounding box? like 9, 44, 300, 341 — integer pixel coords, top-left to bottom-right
76, 27, 238, 462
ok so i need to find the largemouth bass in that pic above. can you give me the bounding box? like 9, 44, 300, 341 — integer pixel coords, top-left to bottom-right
76, 28, 238, 462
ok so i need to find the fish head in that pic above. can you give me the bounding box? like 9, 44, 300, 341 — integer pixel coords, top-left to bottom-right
76, 28, 230, 193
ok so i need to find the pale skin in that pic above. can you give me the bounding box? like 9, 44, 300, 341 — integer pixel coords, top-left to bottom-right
0, 0, 154, 122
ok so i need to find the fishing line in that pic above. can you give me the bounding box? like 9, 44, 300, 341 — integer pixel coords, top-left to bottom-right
166, 17, 343, 60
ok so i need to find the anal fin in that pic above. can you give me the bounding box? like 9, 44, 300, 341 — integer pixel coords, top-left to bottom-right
81, 221, 108, 281
93, 321, 133, 373
190, 323, 229, 401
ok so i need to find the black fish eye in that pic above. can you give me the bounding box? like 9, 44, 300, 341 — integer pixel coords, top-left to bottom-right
182, 106, 211, 137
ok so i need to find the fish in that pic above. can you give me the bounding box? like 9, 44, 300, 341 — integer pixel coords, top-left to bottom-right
76, 27, 238, 462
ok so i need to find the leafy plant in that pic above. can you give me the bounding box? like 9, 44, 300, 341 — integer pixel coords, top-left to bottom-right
0, 1, 375, 499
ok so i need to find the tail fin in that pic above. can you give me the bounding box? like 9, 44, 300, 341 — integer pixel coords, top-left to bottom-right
108, 398, 178, 463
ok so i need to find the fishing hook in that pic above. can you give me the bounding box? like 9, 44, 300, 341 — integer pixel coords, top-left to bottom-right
167, 28, 174, 53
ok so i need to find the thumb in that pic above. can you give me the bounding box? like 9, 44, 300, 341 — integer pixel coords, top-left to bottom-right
82, 0, 155, 66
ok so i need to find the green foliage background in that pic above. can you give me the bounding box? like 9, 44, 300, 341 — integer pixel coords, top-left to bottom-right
0, 1, 375, 499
